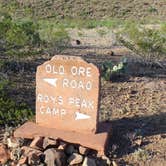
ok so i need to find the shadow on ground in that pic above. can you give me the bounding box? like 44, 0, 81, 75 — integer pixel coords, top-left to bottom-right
102, 112, 166, 158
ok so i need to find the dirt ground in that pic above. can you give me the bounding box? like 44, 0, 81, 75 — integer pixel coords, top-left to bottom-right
0, 45, 166, 166
2, 0, 166, 21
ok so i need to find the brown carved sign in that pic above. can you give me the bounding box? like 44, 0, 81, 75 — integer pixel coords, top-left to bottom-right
36, 55, 99, 133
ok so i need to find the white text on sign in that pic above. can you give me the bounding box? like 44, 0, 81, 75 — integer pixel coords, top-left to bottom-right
45, 64, 92, 77
37, 94, 94, 110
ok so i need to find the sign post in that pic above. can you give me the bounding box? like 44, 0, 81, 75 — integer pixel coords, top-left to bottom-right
14, 55, 111, 155
36, 56, 99, 133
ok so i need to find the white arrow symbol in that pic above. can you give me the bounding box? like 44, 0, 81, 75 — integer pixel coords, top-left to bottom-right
75, 112, 91, 120
43, 78, 57, 87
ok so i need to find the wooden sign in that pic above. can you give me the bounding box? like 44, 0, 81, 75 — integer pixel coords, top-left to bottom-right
36, 55, 100, 133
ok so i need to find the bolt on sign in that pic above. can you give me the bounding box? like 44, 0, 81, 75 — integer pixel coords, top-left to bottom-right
36, 55, 100, 133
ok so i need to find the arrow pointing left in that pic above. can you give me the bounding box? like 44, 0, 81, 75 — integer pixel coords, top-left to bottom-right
43, 78, 58, 87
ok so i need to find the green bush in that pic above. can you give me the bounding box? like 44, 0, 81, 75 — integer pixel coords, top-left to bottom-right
6, 20, 40, 47
117, 23, 166, 61
101, 59, 127, 81
0, 74, 33, 126
0, 13, 41, 56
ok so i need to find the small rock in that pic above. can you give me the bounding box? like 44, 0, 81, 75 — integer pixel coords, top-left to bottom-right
21, 146, 42, 156
101, 155, 111, 165
21, 146, 32, 154
10, 161, 18, 166
44, 148, 66, 166
7, 137, 20, 148
18, 156, 28, 165
67, 153, 83, 165
58, 145, 65, 150
108, 51, 114, 56
79, 146, 89, 155
43, 137, 57, 149
21, 146, 43, 165
58, 141, 67, 150
76, 40, 81, 45
112, 160, 119, 166
65, 144, 75, 155
10, 147, 21, 160
160, 134, 166, 139
28, 152, 41, 165
30, 136, 44, 150
82, 157, 96, 166
0, 143, 10, 164
135, 139, 142, 146
2, 127, 14, 144
44, 149, 54, 166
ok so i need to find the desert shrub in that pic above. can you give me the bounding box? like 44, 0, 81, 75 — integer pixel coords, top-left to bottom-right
38, 23, 70, 54
132, 148, 150, 162
0, 13, 41, 57
101, 59, 127, 81
0, 74, 33, 126
38, 23, 69, 44
0, 12, 71, 56
117, 23, 166, 61
6, 20, 40, 47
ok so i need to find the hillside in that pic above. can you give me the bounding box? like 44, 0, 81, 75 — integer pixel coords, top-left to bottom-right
0, 0, 166, 21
